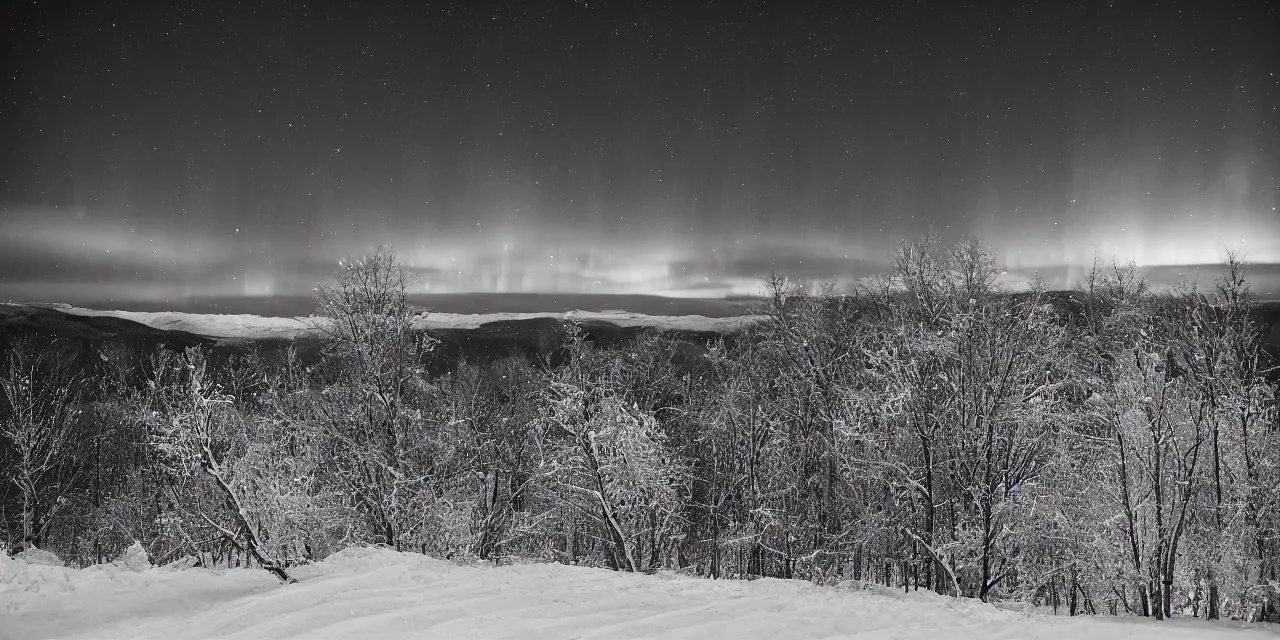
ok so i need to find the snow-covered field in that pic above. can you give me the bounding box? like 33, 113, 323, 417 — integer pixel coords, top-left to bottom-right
2, 547, 1274, 640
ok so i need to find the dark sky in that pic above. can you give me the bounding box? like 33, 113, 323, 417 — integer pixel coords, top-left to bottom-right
2, 0, 1277, 303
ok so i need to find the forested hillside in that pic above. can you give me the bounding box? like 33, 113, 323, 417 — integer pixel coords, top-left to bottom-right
2, 240, 1278, 623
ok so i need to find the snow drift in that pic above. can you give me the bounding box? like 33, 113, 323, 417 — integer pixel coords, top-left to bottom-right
1, 547, 1273, 640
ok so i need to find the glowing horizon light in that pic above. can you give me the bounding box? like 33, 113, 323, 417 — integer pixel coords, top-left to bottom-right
2, 199, 1278, 303
994, 208, 1280, 271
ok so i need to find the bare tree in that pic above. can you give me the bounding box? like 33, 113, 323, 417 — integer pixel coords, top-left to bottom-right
0, 336, 84, 552
445, 358, 552, 561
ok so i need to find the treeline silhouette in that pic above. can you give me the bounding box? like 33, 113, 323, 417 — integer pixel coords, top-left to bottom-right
2, 238, 1279, 623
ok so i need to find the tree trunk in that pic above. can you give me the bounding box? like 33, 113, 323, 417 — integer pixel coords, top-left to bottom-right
1150, 564, 1163, 620
1069, 564, 1079, 616
203, 464, 296, 584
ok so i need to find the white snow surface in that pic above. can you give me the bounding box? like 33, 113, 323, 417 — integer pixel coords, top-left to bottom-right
27, 303, 761, 340
1, 547, 1274, 640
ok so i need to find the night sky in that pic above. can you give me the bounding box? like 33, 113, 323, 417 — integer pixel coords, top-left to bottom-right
2, 0, 1278, 304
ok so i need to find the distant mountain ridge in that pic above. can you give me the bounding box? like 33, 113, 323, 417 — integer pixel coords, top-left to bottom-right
2, 294, 1278, 361
7, 262, 1275, 317
0, 301, 748, 374
25, 293, 764, 319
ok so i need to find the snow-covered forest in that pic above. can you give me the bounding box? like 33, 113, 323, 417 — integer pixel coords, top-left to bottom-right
3, 236, 1278, 625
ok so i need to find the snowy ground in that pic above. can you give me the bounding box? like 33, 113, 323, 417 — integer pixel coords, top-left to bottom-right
2, 548, 1275, 640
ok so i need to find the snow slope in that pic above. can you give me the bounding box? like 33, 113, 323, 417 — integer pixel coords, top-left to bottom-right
2, 548, 1274, 640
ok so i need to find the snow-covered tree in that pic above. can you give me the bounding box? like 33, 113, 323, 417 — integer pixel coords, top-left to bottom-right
144, 347, 295, 583
0, 336, 85, 552
540, 324, 688, 572
310, 245, 444, 549
838, 237, 1077, 600
232, 350, 348, 564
